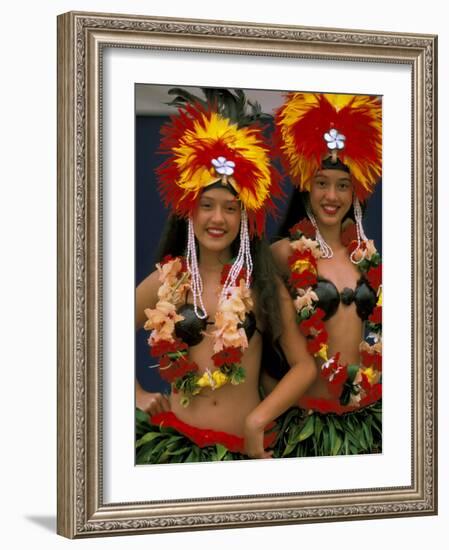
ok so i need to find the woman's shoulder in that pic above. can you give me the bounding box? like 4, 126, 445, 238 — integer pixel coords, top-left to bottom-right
137, 268, 161, 293
137, 256, 185, 295
270, 238, 291, 268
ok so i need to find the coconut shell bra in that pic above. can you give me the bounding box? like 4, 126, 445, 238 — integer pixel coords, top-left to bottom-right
314, 277, 377, 321
174, 300, 258, 347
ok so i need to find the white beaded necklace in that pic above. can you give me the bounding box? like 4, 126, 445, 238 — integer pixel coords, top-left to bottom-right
186, 210, 253, 319
220, 209, 253, 300
306, 197, 369, 265
186, 217, 208, 319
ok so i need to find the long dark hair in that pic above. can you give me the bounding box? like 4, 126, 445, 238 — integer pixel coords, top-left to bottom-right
156, 214, 283, 344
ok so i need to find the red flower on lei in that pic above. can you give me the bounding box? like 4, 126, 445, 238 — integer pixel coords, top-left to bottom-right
288, 248, 318, 269
360, 350, 382, 371
290, 270, 318, 288
361, 382, 382, 406
220, 264, 252, 286
306, 330, 327, 354
340, 223, 358, 247
327, 368, 349, 399
299, 308, 326, 336
289, 218, 315, 238
366, 265, 382, 292
288, 249, 318, 289
160, 254, 187, 270
150, 338, 188, 358
298, 308, 327, 355
368, 305, 382, 325
159, 355, 198, 384
319, 354, 348, 398
212, 347, 243, 368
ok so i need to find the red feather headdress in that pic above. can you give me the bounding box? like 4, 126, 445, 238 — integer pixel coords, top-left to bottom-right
274, 93, 382, 201
156, 101, 282, 236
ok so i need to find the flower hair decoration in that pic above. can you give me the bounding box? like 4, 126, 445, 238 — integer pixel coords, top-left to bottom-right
274, 93, 382, 201
156, 88, 282, 236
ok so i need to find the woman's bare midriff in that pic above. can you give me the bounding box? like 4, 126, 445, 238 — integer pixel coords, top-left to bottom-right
169, 323, 263, 437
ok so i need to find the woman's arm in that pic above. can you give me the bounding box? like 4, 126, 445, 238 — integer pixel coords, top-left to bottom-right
244, 280, 317, 458
270, 238, 292, 279
136, 269, 160, 329
135, 269, 172, 415
260, 369, 279, 397
136, 380, 170, 415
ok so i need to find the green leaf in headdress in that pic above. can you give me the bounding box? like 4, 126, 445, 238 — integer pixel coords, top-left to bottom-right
166, 86, 273, 128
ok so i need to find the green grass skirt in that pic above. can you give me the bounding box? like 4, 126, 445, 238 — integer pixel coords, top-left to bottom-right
272, 400, 382, 458
136, 409, 246, 464
136, 401, 382, 463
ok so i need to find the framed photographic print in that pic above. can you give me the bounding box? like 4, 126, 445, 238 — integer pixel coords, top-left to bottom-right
57, 11, 437, 538
133, 83, 384, 466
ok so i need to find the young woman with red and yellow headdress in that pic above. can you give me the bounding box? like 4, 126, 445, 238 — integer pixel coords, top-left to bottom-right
268, 92, 382, 457
135, 89, 316, 462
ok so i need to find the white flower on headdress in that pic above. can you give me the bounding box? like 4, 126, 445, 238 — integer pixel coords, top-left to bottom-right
324, 128, 346, 150
211, 156, 236, 176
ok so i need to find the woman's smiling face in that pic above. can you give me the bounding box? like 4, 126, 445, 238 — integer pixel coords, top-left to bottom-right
309, 169, 353, 228
191, 186, 241, 254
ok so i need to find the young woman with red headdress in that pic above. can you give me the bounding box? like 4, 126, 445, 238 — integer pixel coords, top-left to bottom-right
267, 93, 383, 457
135, 89, 316, 463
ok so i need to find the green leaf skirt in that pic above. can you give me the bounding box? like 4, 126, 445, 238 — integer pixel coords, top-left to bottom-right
272, 400, 382, 458
136, 401, 382, 463
136, 408, 246, 464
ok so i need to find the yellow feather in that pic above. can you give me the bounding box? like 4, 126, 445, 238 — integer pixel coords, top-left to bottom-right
172, 112, 271, 211
277, 92, 381, 198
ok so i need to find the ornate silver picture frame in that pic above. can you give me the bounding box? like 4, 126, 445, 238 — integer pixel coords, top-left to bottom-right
57, 11, 437, 538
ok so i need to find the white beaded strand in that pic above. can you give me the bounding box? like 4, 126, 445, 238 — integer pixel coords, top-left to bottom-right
220, 209, 253, 299
350, 196, 368, 264
186, 217, 208, 319
354, 196, 368, 241
305, 203, 334, 259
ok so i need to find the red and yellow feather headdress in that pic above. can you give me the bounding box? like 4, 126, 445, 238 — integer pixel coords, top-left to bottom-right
274, 93, 382, 201
156, 98, 281, 236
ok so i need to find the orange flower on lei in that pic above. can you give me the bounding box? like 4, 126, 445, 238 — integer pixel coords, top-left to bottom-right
294, 287, 319, 313
211, 281, 253, 353
351, 239, 378, 263
290, 235, 323, 259
144, 301, 185, 344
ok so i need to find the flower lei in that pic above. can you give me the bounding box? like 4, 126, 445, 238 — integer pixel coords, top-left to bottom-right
288, 218, 382, 409
144, 256, 252, 407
